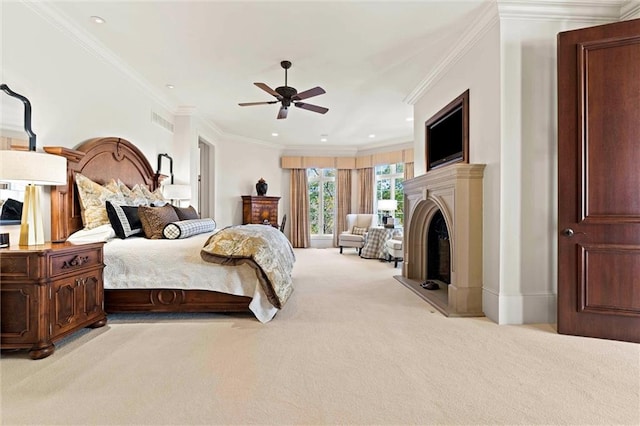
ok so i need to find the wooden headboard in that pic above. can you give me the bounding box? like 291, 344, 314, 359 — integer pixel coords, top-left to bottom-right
46, 137, 158, 241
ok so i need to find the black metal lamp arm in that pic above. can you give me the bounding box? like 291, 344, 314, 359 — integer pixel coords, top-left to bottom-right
1, 83, 37, 151
156, 153, 174, 184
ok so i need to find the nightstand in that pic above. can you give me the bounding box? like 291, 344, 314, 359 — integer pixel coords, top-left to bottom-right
0, 241, 107, 359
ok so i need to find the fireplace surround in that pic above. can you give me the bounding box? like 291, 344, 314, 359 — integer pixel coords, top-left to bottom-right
398, 164, 485, 316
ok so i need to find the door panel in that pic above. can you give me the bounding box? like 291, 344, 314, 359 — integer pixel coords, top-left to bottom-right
558, 19, 640, 343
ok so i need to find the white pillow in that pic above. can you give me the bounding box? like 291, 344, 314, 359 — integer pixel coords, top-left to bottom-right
66, 224, 116, 243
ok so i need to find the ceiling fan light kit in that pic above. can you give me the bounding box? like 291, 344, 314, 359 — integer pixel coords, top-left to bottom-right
239, 60, 328, 119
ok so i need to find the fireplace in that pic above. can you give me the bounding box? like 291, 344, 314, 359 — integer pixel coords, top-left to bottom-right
397, 164, 485, 316
426, 210, 451, 285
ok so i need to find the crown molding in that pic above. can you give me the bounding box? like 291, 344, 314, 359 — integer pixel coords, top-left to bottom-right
25, 1, 176, 114
621, 1, 640, 19
404, 0, 629, 105
404, 1, 499, 105
497, 0, 625, 21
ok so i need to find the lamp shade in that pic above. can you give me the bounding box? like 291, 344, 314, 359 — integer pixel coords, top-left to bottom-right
162, 184, 191, 200
0, 150, 67, 185
377, 199, 398, 211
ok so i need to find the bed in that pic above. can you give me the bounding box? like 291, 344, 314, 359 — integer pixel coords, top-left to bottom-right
45, 137, 293, 322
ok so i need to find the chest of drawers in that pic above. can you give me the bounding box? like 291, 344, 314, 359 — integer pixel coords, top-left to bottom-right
242, 195, 280, 226
0, 241, 107, 359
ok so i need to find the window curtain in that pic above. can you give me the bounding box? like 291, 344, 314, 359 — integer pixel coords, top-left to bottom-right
333, 169, 352, 247
357, 167, 374, 213
404, 162, 414, 180
289, 169, 310, 248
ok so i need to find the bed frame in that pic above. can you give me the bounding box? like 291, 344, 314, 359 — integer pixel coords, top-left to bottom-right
46, 137, 252, 314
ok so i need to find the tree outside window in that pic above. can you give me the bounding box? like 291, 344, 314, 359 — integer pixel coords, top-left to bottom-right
375, 163, 404, 225
308, 168, 335, 235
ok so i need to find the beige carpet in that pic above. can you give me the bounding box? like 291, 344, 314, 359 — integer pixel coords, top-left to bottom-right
1, 248, 639, 425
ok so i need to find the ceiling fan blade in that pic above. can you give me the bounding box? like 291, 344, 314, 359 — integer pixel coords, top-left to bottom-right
254, 82, 282, 99
277, 106, 288, 119
238, 101, 278, 106
292, 86, 326, 101
294, 102, 328, 114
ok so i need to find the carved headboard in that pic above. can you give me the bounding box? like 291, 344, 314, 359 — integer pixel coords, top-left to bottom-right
46, 137, 158, 241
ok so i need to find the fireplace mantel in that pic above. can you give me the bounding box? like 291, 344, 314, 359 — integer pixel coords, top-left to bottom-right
400, 163, 485, 316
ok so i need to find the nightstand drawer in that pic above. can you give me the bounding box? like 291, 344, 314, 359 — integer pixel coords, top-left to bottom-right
49, 245, 102, 278
0, 252, 43, 280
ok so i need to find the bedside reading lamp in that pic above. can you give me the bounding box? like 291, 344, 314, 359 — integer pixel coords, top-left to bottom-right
162, 184, 191, 207
0, 84, 67, 246
377, 199, 398, 228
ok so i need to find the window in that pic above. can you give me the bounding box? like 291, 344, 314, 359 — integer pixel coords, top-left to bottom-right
375, 163, 404, 225
308, 168, 335, 235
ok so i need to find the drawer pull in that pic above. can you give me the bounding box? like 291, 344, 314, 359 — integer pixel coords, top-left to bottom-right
62, 255, 89, 269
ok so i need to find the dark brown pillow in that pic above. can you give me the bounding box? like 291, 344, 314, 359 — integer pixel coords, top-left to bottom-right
138, 205, 180, 239
172, 205, 199, 221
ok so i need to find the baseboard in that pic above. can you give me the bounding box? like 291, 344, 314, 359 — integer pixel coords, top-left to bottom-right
483, 288, 557, 324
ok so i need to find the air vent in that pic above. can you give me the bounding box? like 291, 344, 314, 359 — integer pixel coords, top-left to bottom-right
151, 111, 174, 133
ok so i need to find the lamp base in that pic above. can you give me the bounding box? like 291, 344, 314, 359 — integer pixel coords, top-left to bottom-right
19, 185, 45, 246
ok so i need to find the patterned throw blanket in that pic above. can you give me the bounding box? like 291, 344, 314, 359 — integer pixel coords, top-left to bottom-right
200, 224, 295, 309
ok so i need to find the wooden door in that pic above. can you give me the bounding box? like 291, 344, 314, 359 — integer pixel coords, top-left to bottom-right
557, 19, 640, 343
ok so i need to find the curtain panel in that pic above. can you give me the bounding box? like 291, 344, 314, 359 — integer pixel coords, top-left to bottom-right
289, 169, 310, 248
333, 169, 352, 247
404, 162, 414, 181
357, 167, 374, 214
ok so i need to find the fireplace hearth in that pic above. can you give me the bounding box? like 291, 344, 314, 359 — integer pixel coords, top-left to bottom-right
397, 164, 485, 317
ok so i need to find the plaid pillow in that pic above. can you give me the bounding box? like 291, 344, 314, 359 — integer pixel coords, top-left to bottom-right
163, 218, 216, 240
352, 226, 368, 236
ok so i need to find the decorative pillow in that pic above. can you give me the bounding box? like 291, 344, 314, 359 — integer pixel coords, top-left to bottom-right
66, 224, 116, 243
172, 205, 199, 221
106, 201, 143, 239
75, 173, 126, 229
0, 198, 23, 221
163, 218, 216, 240
351, 226, 368, 236
140, 185, 166, 204
103, 179, 121, 194
138, 204, 180, 239
112, 180, 148, 206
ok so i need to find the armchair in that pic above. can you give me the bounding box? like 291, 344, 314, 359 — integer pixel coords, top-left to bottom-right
338, 213, 377, 254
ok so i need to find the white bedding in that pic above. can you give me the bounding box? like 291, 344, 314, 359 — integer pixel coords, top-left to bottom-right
102, 232, 278, 323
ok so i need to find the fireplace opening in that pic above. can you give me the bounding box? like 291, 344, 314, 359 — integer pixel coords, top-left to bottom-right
424, 210, 450, 289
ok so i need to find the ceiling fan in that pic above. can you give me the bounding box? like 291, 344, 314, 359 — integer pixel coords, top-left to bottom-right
239, 60, 328, 119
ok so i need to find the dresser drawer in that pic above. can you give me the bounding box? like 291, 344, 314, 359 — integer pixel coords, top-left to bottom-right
49, 245, 103, 278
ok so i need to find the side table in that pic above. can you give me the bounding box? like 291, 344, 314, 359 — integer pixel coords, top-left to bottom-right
1, 241, 107, 359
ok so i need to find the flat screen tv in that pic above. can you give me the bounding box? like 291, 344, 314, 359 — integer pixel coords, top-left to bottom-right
425, 90, 469, 171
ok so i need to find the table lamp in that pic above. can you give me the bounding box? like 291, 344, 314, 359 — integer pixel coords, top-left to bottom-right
0, 150, 66, 245
162, 184, 191, 206
377, 199, 398, 227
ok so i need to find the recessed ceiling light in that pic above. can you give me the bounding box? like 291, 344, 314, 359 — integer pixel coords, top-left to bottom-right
271, 132, 278, 137
320, 138, 327, 142
90, 16, 106, 24
165, 84, 175, 89
406, 117, 414, 122
368, 134, 376, 138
